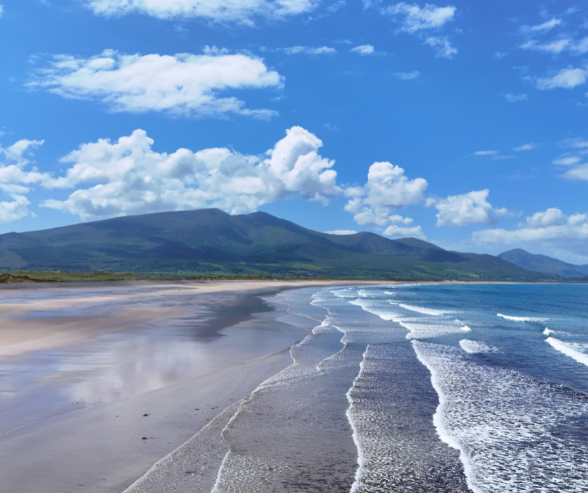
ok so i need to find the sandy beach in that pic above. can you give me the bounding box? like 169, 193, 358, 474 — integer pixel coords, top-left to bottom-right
0, 280, 383, 493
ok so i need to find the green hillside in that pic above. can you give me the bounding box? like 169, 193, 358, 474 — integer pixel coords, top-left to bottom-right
0, 209, 557, 281
498, 249, 588, 278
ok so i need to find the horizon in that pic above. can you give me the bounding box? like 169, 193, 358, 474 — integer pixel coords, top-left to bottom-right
1, 0, 587, 263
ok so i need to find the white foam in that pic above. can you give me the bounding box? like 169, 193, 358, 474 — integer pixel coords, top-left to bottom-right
459, 339, 497, 354
497, 313, 549, 323
330, 288, 356, 299
546, 337, 588, 367
349, 299, 401, 322
347, 346, 368, 493
461, 325, 472, 332
413, 341, 588, 493
400, 321, 467, 340
384, 291, 395, 295
399, 303, 453, 316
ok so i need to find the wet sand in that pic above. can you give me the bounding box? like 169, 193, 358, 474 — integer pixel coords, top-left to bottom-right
0, 280, 384, 493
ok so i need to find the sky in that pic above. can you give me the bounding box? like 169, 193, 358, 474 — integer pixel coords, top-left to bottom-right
0, 0, 587, 263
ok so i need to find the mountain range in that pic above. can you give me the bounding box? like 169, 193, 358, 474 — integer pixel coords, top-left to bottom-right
498, 249, 588, 278
0, 208, 560, 281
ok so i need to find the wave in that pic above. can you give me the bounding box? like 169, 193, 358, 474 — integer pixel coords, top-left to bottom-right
399, 304, 453, 316
349, 299, 401, 322
413, 341, 588, 493
330, 288, 356, 299
546, 337, 588, 367
400, 321, 468, 340
459, 339, 497, 354
384, 291, 395, 295
347, 344, 470, 492
497, 314, 549, 323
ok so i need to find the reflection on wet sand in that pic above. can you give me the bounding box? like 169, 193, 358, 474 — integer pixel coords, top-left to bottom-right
0, 283, 302, 437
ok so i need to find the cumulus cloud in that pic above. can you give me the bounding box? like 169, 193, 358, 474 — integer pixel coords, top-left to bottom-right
474, 208, 588, 257
40, 127, 341, 221
29, 50, 282, 118
344, 161, 427, 230
383, 223, 425, 239
282, 46, 336, 55
536, 67, 587, 90
0, 139, 46, 223
383, 2, 455, 32
85, 0, 316, 24
351, 44, 375, 55
513, 143, 536, 151
431, 189, 510, 227
424, 36, 457, 58
393, 70, 420, 80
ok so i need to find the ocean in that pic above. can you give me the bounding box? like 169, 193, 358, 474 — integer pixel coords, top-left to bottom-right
149, 283, 588, 493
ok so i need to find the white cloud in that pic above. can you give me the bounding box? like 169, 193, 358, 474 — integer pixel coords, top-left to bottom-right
521, 37, 588, 56
41, 127, 341, 221
473, 150, 498, 156
344, 161, 427, 227
536, 67, 587, 90
552, 140, 588, 179
563, 164, 588, 180
29, 50, 282, 118
474, 208, 588, 257
0, 139, 46, 223
432, 189, 510, 227
383, 2, 456, 32
383, 222, 425, 239
502, 93, 528, 102
393, 70, 420, 80
0, 6, 4, 17
424, 36, 457, 58
282, 46, 336, 55
351, 44, 375, 55
325, 230, 358, 235
0, 195, 30, 224
572, 37, 588, 55
513, 143, 536, 151
553, 156, 581, 165
521, 38, 571, 54
522, 18, 562, 33
86, 0, 316, 24
561, 137, 588, 148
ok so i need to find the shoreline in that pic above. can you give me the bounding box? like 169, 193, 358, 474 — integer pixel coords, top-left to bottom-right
0, 283, 334, 492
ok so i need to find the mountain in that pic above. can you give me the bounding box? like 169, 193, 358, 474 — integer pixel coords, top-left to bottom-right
0, 208, 555, 280
498, 249, 588, 278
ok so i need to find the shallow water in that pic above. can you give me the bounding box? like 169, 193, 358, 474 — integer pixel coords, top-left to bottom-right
134, 283, 588, 493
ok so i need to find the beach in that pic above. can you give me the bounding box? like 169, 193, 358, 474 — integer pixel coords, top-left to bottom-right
3, 281, 588, 493
0, 280, 377, 493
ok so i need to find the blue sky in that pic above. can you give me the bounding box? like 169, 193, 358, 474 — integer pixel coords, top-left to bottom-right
1, 0, 587, 262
